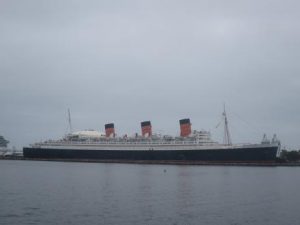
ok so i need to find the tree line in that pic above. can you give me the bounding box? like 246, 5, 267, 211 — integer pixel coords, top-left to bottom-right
280, 150, 300, 162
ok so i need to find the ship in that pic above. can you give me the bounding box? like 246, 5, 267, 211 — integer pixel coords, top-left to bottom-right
23, 109, 281, 163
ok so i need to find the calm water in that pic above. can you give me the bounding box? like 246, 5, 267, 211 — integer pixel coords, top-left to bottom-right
0, 160, 299, 225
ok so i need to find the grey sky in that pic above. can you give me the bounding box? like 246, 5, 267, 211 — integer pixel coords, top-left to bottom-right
1, 0, 299, 149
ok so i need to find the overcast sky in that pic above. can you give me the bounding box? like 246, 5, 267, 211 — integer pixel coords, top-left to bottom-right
0, 0, 299, 149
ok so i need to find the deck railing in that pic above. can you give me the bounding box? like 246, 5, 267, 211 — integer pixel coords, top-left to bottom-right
32, 139, 219, 147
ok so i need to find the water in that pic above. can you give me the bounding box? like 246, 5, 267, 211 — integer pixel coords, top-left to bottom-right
0, 160, 299, 225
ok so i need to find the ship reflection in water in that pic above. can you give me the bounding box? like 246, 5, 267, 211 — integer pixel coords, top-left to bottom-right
0, 160, 299, 225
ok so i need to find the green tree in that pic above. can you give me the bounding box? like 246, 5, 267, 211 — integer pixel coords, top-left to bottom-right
0, 136, 9, 147
280, 150, 300, 162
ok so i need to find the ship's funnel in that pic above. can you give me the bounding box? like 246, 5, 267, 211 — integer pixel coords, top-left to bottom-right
179, 118, 192, 137
105, 123, 115, 138
141, 121, 152, 137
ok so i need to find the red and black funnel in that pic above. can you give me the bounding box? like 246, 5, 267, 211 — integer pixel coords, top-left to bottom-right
141, 121, 152, 137
105, 123, 115, 137
179, 118, 192, 137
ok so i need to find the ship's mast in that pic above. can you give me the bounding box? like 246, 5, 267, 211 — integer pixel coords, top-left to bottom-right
68, 108, 73, 134
223, 105, 232, 145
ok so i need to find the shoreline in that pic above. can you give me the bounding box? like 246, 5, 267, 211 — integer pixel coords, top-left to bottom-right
1, 156, 300, 167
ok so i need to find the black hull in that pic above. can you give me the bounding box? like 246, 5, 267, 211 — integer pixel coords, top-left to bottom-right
23, 146, 278, 162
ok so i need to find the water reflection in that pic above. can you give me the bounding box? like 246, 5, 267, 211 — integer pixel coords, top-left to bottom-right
0, 161, 300, 225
